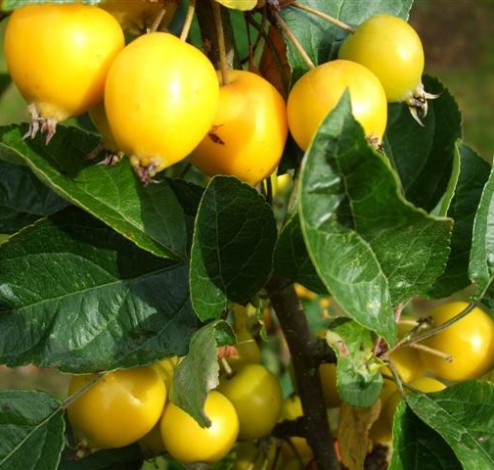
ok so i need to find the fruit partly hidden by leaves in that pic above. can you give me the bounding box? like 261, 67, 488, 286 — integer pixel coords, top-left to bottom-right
188, 70, 288, 185
217, 363, 282, 440
104, 32, 220, 182
319, 362, 342, 408
160, 390, 239, 464
286, 59, 388, 151
418, 301, 494, 382
338, 15, 435, 122
3, 3, 125, 143
67, 366, 166, 449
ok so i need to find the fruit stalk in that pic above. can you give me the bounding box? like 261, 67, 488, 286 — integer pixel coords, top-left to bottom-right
267, 275, 340, 470
195, 0, 240, 70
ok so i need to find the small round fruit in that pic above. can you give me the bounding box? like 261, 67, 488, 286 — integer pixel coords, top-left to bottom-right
67, 366, 166, 449
4, 3, 125, 142
151, 355, 180, 393
287, 60, 387, 151
338, 15, 425, 104
217, 363, 282, 440
104, 32, 219, 180
381, 345, 426, 383
160, 390, 239, 464
227, 329, 262, 372
188, 70, 288, 185
418, 301, 494, 382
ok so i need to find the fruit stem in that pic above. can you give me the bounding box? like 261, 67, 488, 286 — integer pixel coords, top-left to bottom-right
408, 342, 453, 363
266, 275, 340, 470
212, 0, 230, 86
180, 0, 196, 41
150, 7, 167, 32
270, 10, 315, 69
287, 1, 355, 33
400, 301, 478, 348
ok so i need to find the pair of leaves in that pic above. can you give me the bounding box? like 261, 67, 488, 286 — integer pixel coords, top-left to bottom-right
294, 94, 452, 345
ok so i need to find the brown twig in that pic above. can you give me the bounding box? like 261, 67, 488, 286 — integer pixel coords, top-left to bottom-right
266, 275, 340, 470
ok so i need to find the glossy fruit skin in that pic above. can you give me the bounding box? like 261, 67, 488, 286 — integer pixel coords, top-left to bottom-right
227, 329, 262, 372
418, 301, 494, 382
160, 390, 239, 464
67, 366, 166, 449
188, 70, 288, 185
287, 60, 387, 151
4, 4, 124, 123
217, 363, 282, 440
338, 15, 425, 103
104, 32, 219, 176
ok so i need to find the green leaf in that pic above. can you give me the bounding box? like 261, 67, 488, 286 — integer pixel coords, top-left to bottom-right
0, 125, 188, 261
170, 320, 235, 428
0, 390, 65, 470
280, 0, 413, 83
0, 207, 201, 372
469, 160, 494, 306
190, 176, 277, 321
390, 400, 462, 470
406, 381, 494, 468
273, 212, 327, 294
59, 445, 143, 470
325, 319, 382, 407
0, 159, 67, 234
384, 75, 462, 212
431, 143, 491, 298
299, 94, 452, 345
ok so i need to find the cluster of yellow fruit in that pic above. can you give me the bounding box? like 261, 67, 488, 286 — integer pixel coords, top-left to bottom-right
4, 2, 428, 186
371, 300, 494, 444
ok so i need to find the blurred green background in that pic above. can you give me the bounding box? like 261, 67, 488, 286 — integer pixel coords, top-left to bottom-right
0, 0, 493, 397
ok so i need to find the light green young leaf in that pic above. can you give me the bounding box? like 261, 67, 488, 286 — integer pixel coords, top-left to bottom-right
326, 319, 382, 407
0, 390, 64, 470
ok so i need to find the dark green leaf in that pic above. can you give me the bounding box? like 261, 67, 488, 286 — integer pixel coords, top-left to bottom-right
0, 159, 67, 234
60, 444, 143, 470
190, 176, 277, 321
0, 125, 188, 261
390, 400, 462, 470
273, 212, 327, 294
326, 319, 382, 407
280, 0, 413, 83
469, 160, 494, 306
384, 75, 462, 212
170, 320, 235, 428
0, 390, 64, 470
0, 207, 201, 372
406, 381, 494, 468
431, 143, 491, 298
299, 94, 452, 345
